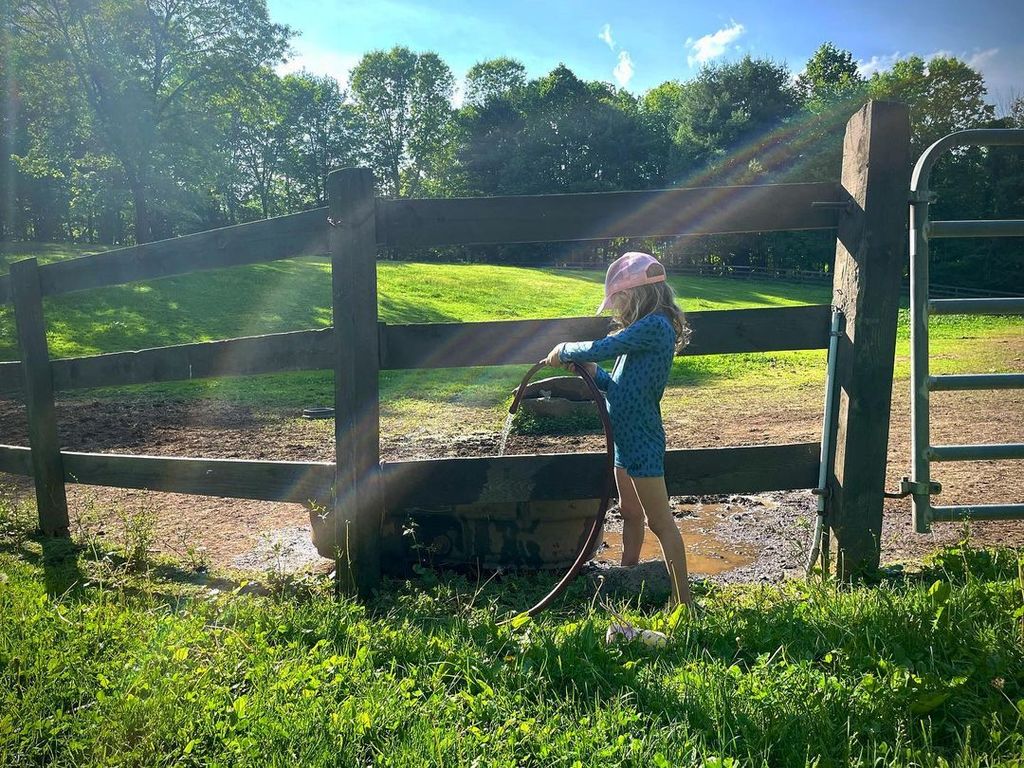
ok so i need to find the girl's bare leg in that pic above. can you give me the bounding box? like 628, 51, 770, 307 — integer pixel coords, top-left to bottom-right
630, 475, 692, 606
614, 467, 645, 566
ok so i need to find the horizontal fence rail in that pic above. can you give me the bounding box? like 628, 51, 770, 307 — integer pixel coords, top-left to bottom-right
21, 209, 326, 300
0, 305, 832, 394
0, 445, 334, 503
0, 182, 841, 305
384, 442, 820, 507
377, 182, 841, 248
1, 442, 820, 506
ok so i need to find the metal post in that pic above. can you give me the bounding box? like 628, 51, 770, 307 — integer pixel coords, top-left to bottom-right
909, 195, 932, 533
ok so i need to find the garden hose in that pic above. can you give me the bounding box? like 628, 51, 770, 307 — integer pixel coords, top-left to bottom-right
505, 359, 616, 620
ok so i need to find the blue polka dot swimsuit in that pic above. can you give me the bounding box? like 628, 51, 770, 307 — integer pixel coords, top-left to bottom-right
559, 313, 676, 477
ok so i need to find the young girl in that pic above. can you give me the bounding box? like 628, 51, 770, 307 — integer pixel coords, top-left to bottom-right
545, 251, 693, 606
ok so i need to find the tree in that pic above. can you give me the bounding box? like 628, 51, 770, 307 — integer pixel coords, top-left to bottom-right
280, 73, 361, 209
464, 57, 526, 108
796, 42, 864, 106
12, 0, 291, 241
868, 55, 994, 153
350, 46, 455, 197
785, 43, 868, 183
672, 55, 800, 184
223, 69, 293, 220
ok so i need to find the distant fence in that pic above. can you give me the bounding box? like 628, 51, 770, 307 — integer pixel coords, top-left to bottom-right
0, 101, 913, 587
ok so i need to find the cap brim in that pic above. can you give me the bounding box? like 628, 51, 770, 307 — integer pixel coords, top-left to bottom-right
596, 296, 612, 314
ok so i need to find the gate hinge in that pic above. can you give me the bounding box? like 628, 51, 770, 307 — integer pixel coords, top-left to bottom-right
884, 476, 942, 499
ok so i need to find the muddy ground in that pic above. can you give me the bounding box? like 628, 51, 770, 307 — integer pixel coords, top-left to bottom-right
1, 369, 1022, 584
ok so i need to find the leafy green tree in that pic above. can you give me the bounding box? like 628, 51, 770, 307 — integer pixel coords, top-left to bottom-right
672, 55, 800, 184
350, 47, 455, 197
786, 43, 868, 183
796, 42, 865, 107
458, 65, 666, 196
640, 81, 689, 181
12, 0, 291, 241
464, 58, 526, 108
868, 55, 994, 153
280, 73, 361, 209
222, 69, 293, 220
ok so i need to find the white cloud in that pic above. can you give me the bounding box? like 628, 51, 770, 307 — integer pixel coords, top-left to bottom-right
858, 47, 1000, 78
967, 48, 1000, 70
856, 51, 902, 77
686, 21, 745, 68
277, 43, 362, 89
598, 23, 615, 50
613, 51, 634, 87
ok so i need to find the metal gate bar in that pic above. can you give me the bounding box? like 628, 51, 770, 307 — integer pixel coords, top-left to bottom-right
930, 220, 1024, 238
931, 504, 1024, 523
909, 128, 1024, 531
930, 298, 1024, 315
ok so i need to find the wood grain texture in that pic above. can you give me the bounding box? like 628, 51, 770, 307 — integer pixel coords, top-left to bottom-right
377, 182, 841, 247
829, 101, 911, 576
10, 258, 69, 535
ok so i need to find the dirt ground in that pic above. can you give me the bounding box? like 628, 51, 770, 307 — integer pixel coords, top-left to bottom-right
1, 351, 1022, 582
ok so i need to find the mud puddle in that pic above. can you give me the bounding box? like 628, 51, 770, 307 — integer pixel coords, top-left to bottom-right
595, 504, 756, 575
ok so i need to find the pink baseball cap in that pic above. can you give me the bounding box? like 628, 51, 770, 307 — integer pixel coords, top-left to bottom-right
596, 252, 666, 313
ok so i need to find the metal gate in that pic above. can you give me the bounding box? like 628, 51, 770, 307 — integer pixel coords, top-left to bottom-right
909, 129, 1024, 532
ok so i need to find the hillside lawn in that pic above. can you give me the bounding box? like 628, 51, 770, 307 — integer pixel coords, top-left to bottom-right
1, 243, 1020, 432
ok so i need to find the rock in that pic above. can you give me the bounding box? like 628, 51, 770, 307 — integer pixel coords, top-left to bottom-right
521, 397, 596, 420
517, 376, 594, 402
583, 561, 672, 605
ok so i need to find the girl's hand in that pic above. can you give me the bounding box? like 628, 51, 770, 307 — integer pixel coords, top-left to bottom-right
544, 344, 566, 369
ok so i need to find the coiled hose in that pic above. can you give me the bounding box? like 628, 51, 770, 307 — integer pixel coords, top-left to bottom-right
506, 360, 616, 619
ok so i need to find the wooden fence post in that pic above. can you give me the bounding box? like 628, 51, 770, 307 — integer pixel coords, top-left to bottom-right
829, 100, 911, 577
10, 257, 69, 536
327, 168, 383, 595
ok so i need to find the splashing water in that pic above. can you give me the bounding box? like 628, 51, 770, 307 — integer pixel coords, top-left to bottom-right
498, 411, 516, 456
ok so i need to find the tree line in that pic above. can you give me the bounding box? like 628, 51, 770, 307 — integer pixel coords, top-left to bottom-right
3, 1, 1022, 289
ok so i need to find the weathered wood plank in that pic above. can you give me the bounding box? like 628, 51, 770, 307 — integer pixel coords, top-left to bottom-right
1, 442, 818, 509
383, 305, 832, 369
0, 304, 832, 394
377, 182, 841, 248
328, 168, 384, 594
829, 101, 911, 577
11, 258, 69, 536
383, 442, 821, 508
59, 451, 334, 503
0, 444, 33, 476
49, 328, 333, 391
30, 208, 328, 298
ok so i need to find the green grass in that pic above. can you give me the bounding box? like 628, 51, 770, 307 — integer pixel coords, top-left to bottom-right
0, 244, 1020, 421
2, 490, 1023, 767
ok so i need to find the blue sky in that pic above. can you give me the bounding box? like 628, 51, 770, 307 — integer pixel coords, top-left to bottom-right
271, 0, 1022, 110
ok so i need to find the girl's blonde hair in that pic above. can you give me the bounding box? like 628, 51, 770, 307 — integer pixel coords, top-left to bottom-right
612, 263, 691, 353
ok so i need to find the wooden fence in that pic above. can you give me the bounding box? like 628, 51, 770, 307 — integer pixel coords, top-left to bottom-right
0, 101, 911, 588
